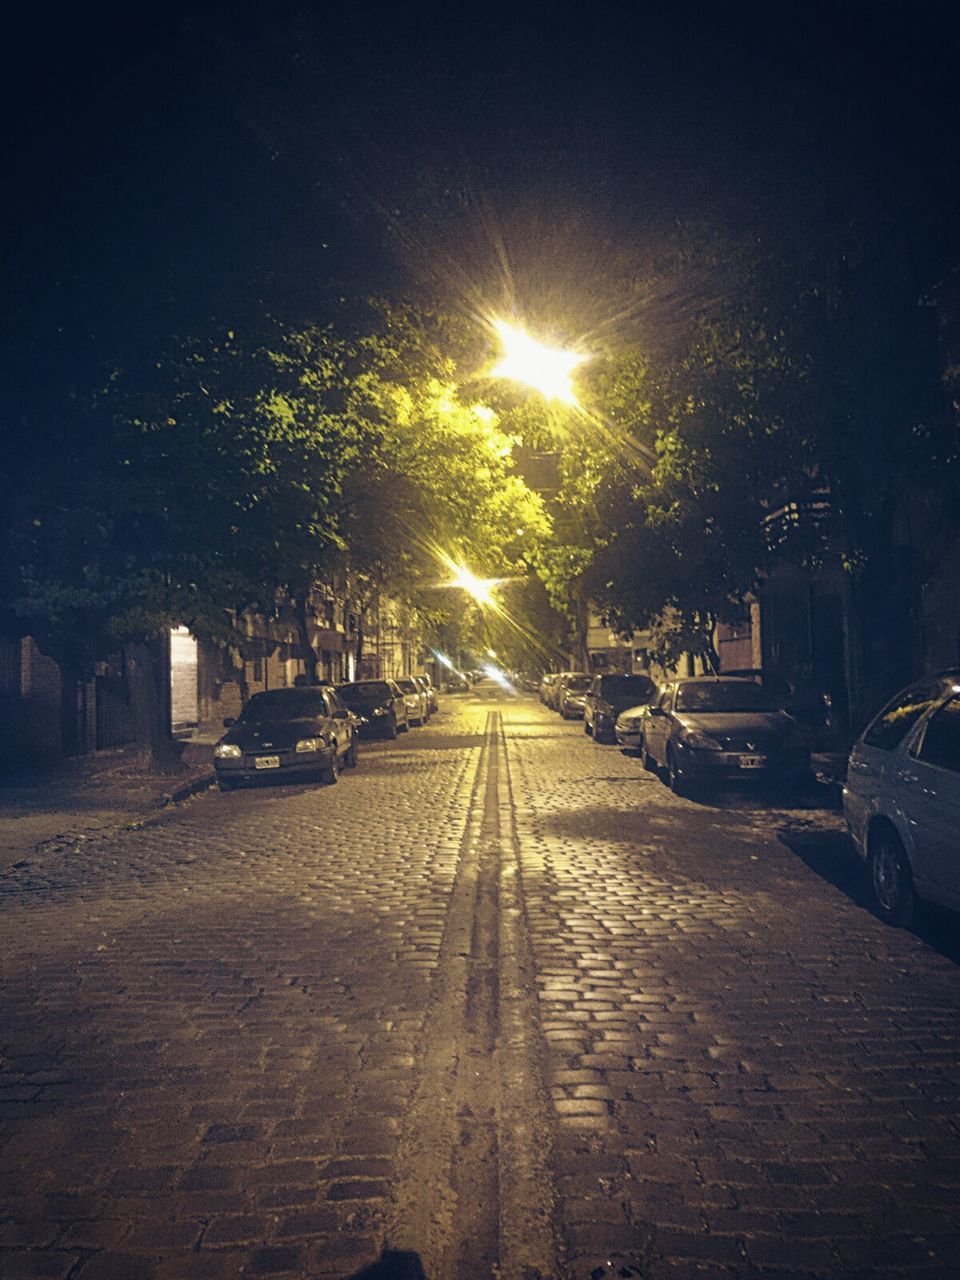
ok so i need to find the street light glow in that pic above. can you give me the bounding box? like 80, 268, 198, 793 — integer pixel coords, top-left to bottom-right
449, 563, 497, 607
490, 319, 587, 406
436, 551, 503, 608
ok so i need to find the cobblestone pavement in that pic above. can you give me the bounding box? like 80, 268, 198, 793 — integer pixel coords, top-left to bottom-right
1, 694, 958, 1280
505, 699, 960, 1280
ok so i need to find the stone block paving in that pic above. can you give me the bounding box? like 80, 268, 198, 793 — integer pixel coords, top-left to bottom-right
0, 711, 485, 1279
504, 700, 960, 1280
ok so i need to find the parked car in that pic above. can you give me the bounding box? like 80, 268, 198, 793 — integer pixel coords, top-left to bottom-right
414, 674, 437, 716
444, 671, 471, 693
557, 673, 592, 718
394, 675, 428, 726
584, 672, 657, 742
540, 673, 561, 706
616, 702, 652, 752
336, 679, 409, 739
214, 685, 358, 790
638, 676, 810, 795
843, 670, 960, 926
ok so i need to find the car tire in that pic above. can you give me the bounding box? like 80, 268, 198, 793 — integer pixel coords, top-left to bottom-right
345, 741, 358, 768
869, 827, 915, 927
584, 719, 592, 735
325, 748, 340, 785
386, 715, 398, 740
641, 740, 655, 772
217, 777, 236, 792
667, 747, 692, 796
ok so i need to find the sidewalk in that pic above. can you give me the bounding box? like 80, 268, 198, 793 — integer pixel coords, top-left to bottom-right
0, 735, 217, 871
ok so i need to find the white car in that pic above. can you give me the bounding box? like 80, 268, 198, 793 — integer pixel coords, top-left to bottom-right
615, 703, 650, 751
843, 670, 960, 925
394, 676, 428, 726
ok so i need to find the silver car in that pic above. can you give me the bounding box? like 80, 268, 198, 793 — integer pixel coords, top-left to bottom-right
557, 673, 591, 718
843, 670, 960, 925
639, 677, 810, 795
394, 676, 428, 726
615, 702, 652, 751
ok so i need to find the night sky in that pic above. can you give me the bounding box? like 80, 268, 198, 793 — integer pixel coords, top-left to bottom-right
5, 1, 960, 405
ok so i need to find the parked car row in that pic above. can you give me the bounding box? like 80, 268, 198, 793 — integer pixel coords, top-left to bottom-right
549, 671, 812, 793
549, 664, 960, 930
213, 674, 438, 790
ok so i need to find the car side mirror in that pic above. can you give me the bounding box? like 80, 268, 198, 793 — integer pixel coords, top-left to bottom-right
223, 717, 236, 728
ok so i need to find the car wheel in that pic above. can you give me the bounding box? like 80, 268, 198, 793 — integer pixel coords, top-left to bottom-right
217, 777, 235, 792
325, 748, 340, 785
667, 747, 692, 796
584, 718, 592, 735
345, 741, 359, 768
869, 827, 915, 927
641, 740, 656, 772
386, 715, 398, 740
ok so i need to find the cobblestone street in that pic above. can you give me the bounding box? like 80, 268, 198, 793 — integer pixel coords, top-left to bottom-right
2, 692, 959, 1279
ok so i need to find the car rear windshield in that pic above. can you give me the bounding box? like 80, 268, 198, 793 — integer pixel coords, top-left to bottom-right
240, 689, 327, 721
600, 675, 655, 700
338, 682, 392, 703
675, 681, 779, 712
564, 676, 591, 691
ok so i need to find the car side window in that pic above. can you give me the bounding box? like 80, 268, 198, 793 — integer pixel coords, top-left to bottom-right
861, 682, 943, 751
914, 696, 960, 774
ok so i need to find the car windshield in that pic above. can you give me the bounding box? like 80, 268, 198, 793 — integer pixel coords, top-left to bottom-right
338, 682, 392, 705
396, 678, 417, 693
675, 681, 780, 713
239, 689, 327, 722
601, 676, 655, 700
564, 676, 591, 692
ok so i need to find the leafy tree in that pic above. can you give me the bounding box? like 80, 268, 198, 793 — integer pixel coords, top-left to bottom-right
9, 321, 356, 768
7, 303, 552, 766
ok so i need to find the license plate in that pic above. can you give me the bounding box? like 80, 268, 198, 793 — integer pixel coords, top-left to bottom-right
739, 754, 766, 769
254, 755, 280, 770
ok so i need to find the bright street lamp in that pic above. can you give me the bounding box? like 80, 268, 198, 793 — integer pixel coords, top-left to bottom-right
490, 319, 587, 407
436, 551, 505, 609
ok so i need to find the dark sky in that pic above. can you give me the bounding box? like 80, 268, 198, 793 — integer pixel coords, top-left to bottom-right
5, 0, 960, 400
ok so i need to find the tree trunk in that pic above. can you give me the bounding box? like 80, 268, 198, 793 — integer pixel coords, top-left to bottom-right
355, 619, 365, 676
127, 638, 184, 773
293, 598, 319, 684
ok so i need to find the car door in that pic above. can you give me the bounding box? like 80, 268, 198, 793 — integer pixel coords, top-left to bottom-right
586, 676, 600, 729
902, 694, 960, 903
325, 689, 351, 760
644, 686, 673, 765
845, 678, 946, 846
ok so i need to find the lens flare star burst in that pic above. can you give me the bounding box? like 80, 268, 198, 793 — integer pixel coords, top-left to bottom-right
490, 319, 587, 406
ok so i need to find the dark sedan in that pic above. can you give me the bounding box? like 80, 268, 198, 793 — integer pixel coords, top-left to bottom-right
639, 676, 810, 795
584, 672, 656, 742
336, 679, 409, 739
213, 685, 358, 790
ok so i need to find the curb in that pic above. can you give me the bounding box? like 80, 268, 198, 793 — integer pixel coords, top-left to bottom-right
157, 771, 217, 808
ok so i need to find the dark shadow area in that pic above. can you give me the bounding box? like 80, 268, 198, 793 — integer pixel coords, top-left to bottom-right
777, 823, 872, 905
347, 1249, 427, 1278
778, 823, 960, 965
699, 776, 842, 813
